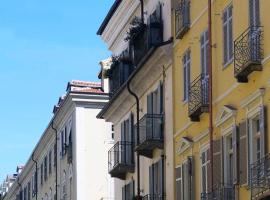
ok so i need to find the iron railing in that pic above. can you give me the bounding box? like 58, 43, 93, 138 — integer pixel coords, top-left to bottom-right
108, 141, 134, 173
201, 184, 235, 200
135, 114, 164, 147
251, 154, 270, 199
142, 194, 166, 200
175, 0, 190, 39
132, 21, 163, 66
234, 26, 263, 82
188, 74, 209, 121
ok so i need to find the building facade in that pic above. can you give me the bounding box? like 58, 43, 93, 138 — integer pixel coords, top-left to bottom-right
97, 0, 174, 199
173, 0, 270, 200
2, 81, 114, 200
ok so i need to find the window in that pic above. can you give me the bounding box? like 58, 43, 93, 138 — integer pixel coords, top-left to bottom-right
40, 163, 44, 186
122, 181, 134, 200
224, 133, 234, 185
49, 150, 52, 175
27, 182, 30, 200
111, 125, 115, 140
223, 5, 233, 65
200, 30, 209, 78
250, 115, 262, 163
23, 187, 27, 200
44, 156, 48, 181
175, 157, 194, 200
54, 143, 57, 167
175, 166, 182, 200
62, 171, 67, 200
147, 83, 163, 115
32, 171, 37, 197
249, 0, 260, 26
201, 148, 210, 193
149, 159, 164, 197
183, 50, 191, 101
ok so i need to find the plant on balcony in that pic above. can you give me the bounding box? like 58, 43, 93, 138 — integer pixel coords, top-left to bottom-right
125, 17, 146, 43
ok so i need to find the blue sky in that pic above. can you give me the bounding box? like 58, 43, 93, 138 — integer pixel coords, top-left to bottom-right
0, 0, 113, 181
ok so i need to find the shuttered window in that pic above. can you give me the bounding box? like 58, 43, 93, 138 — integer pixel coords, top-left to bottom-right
176, 157, 194, 200
223, 5, 233, 65
201, 148, 210, 193
147, 83, 163, 115
40, 163, 44, 186
49, 150, 52, 175
200, 30, 209, 78
232, 126, 239, 184
183, 50, 191, 101
224, 134, 234, 185
249, 0, 260, 26
149, 158, 164, 197
239, 121, 248, 185
122, 181, 134, 200
44, 156, 48, 181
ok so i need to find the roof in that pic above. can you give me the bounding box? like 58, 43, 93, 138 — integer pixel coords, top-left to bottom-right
53, 80, 104, 114
97, 0, 123, 35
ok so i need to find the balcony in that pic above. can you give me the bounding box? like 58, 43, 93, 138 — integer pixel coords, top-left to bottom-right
108, 58, 134, 98
251, 154, 270, 199
143, 194, 166, 200
201, 184, 235, 200
188, 75, 209, 122
175, 0, 190, 39
234, 26, 263, 83
108, 141, 135, 180
130, 15, 163, 66
134, 114, 164, 158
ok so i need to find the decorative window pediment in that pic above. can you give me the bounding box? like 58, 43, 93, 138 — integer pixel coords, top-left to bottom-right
215, 105, 237, 127
176, 136, 193, 155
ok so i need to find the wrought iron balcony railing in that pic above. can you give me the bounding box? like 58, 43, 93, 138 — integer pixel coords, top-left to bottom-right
175, 0, 190, 39
131, 21, 163, 66
188, 74, 209, 122
201, 184, 235, 200
251, 154, 270, 199
234, 26, 263, 83
108, 60, 134, 98
108, 141, 135, 180
142, 194, 166, 200
134, 114, 163, 158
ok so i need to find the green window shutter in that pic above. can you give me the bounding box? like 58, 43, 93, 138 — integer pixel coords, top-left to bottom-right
213, 139, 222, 187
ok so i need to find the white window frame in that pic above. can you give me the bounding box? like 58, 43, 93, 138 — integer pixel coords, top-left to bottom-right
223, 131, 234, 185
249, 114, 261, 164
223, 4, 233, 67
183, 50, 191, 102
200, 145, 210, 193
175, 165, 183, 200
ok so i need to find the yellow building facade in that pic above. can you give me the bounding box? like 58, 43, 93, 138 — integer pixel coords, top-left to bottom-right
173, 0, 270, 200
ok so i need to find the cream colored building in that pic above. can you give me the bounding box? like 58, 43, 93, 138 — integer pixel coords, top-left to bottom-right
97, 0, 174, 199
2, 81, 114, 200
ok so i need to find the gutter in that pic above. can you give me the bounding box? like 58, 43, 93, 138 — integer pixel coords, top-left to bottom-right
127, 81, 141, 199
97, 37, 173, 119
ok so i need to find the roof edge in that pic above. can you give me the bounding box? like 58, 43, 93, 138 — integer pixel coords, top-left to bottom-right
97, 0, 123, 35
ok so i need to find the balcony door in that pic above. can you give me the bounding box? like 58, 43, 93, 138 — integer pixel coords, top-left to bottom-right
224, 133, 234, 185
149, 158, 164, 197
249, 0, 261, 62
200, 30, 209, 104
121, 114, 134, 165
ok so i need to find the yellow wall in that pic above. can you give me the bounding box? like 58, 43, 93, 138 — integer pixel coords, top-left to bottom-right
173, 0, 270, 199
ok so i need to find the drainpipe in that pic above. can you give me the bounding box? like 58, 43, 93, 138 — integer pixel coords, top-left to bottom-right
31, 154, 38, 200
139, 0, 144, 24
51, 121, 58, 200
208, 0, 214, 192
127, 81, 141, 200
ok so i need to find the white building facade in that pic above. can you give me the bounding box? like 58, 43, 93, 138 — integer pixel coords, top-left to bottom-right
97, 0, 174, 199
2, 81, 114, 200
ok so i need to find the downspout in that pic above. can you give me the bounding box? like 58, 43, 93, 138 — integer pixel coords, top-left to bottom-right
51, 121, 58, 200
208, 0, 214, 192
31, 154, 38, 200
127, 81, 141, 200
139, 0, 144, 24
